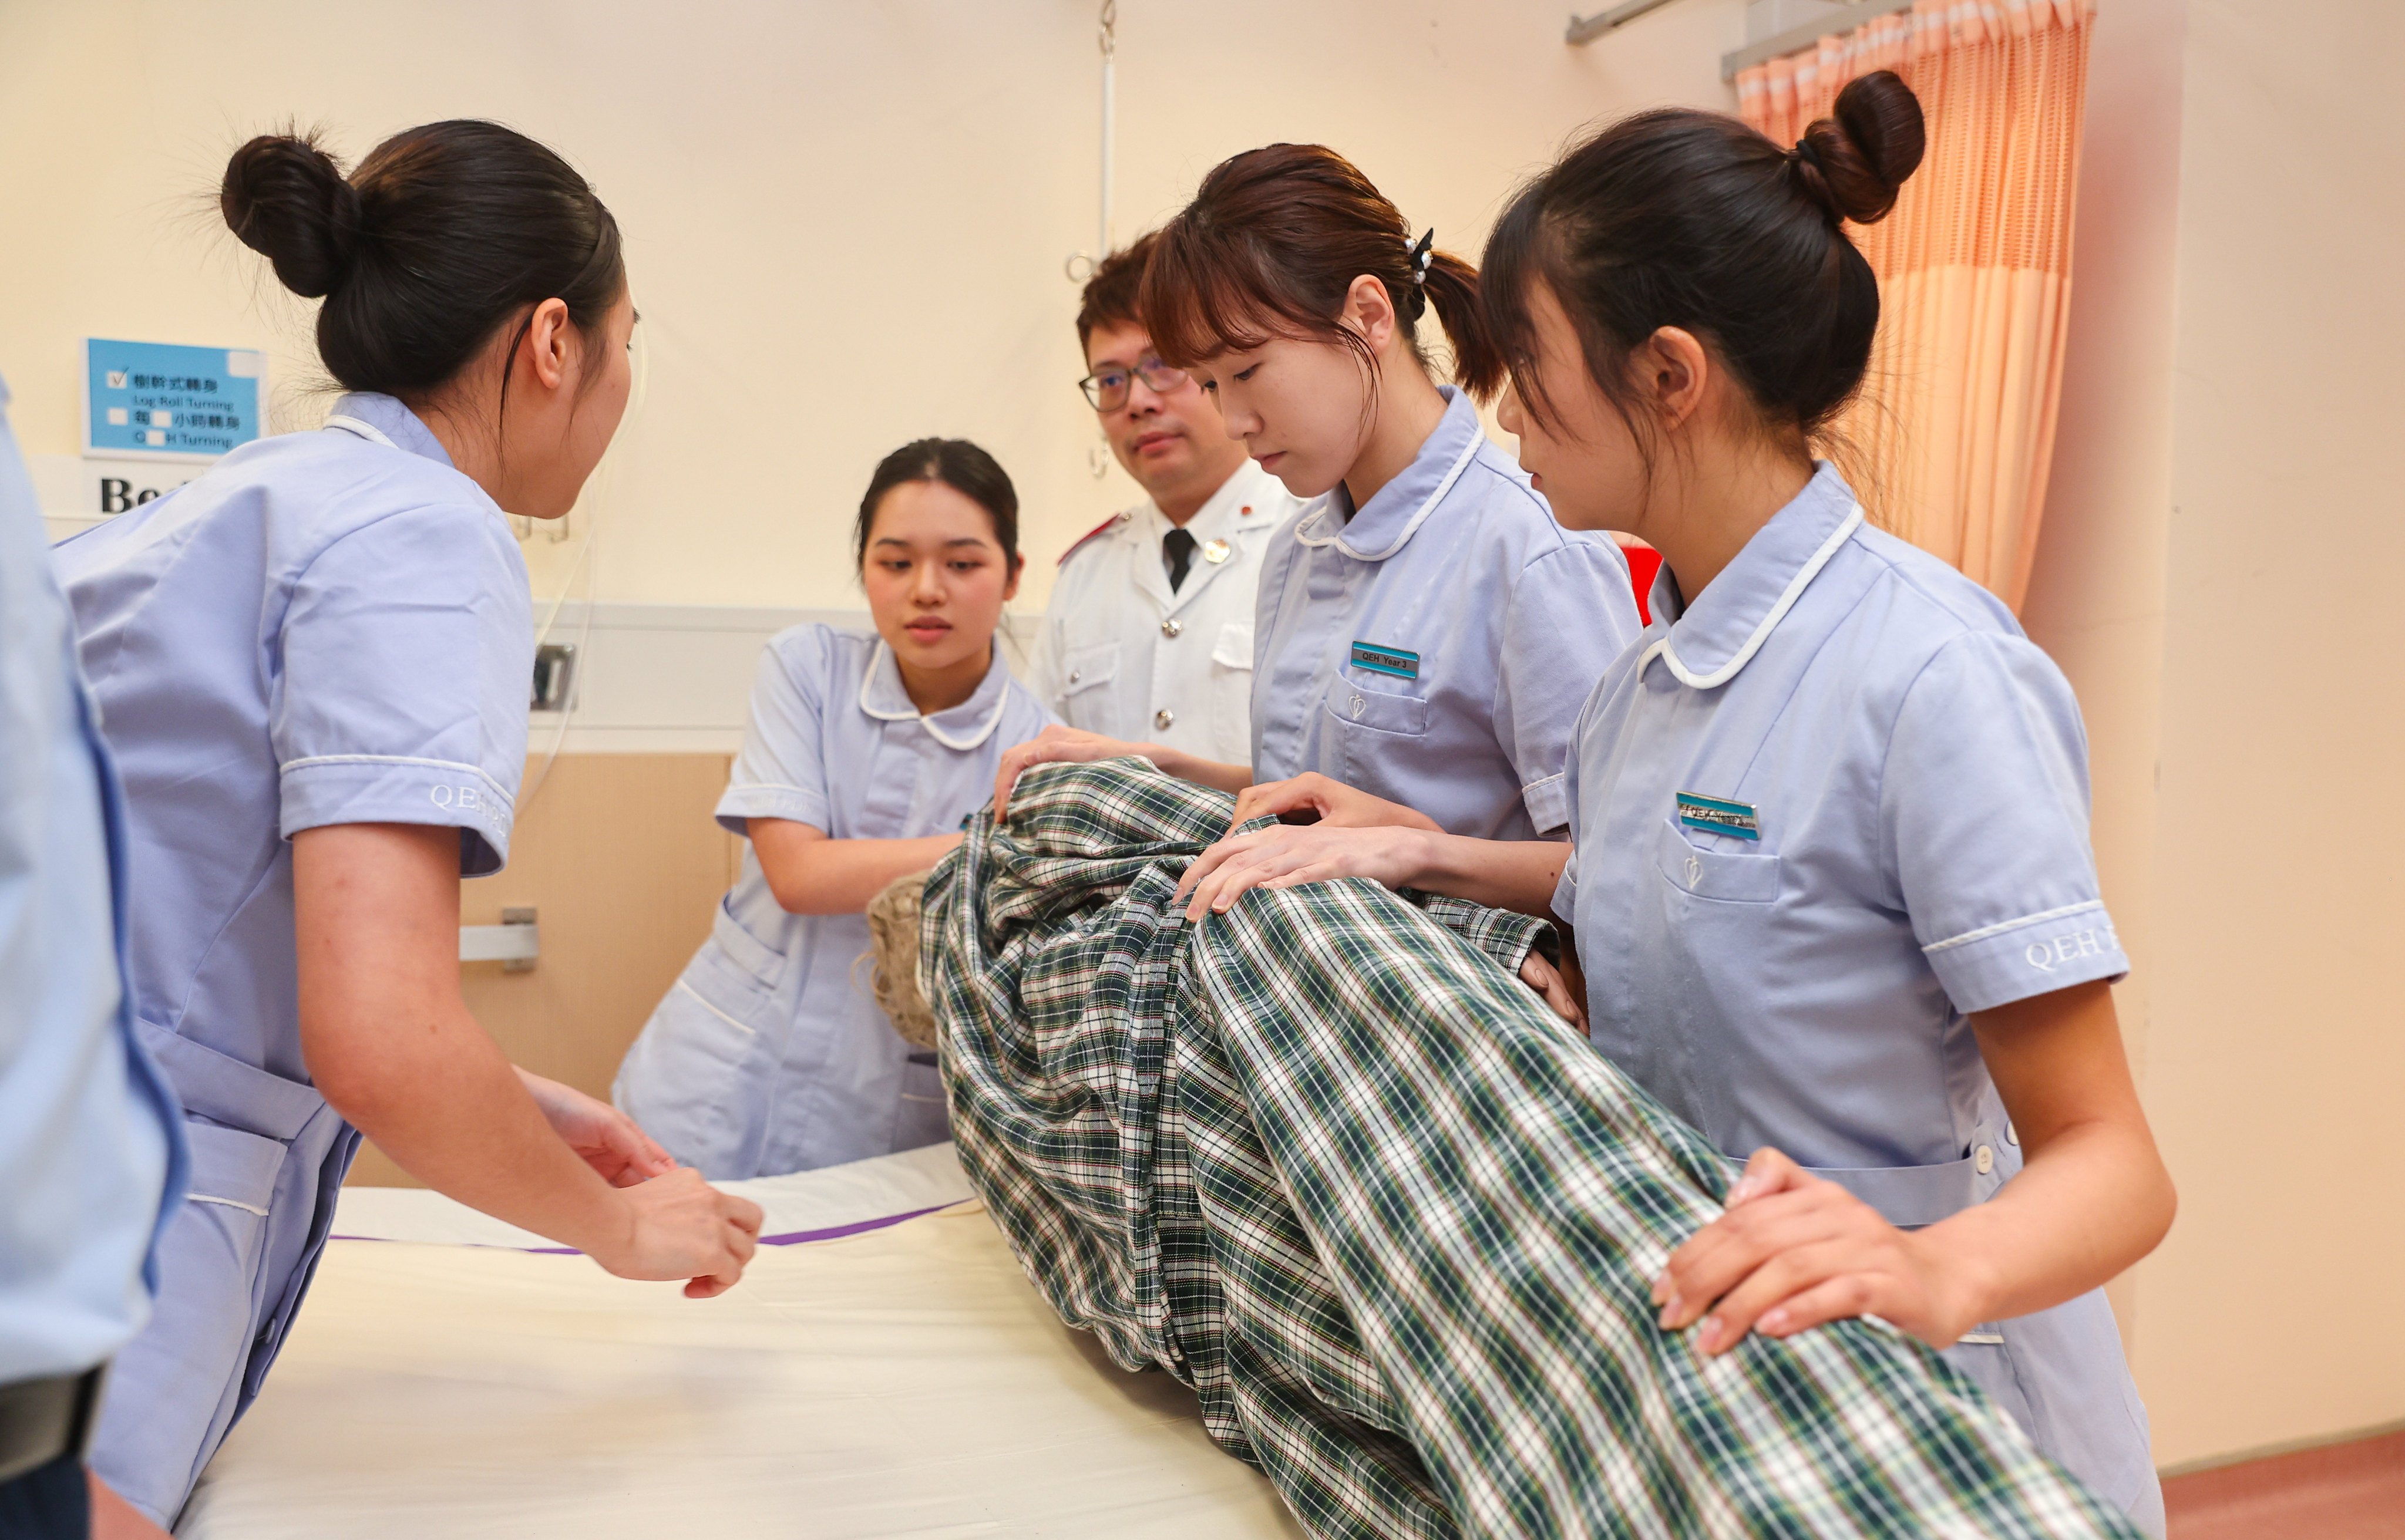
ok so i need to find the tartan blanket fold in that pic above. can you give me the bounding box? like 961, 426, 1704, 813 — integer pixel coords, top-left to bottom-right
923, 758, 2137, 1540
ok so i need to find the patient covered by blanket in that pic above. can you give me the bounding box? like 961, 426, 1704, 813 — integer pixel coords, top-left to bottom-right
909, 759, 2138, 1540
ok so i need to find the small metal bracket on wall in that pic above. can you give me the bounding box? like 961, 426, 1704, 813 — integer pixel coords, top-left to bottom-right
460, 907, 540, 972
532, 643, 578, 712
1566, 0, 1682, 44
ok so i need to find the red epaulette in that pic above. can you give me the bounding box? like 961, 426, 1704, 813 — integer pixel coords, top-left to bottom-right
1057, 511, 1125, 567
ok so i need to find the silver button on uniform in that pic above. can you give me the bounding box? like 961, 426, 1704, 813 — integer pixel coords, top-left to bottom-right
1974, 1145, 1995, 1176
1161, 618, 1182, 638
1154, 708, 1175, 730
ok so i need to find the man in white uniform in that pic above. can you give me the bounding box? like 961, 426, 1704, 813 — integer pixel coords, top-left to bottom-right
1028, 232, 1302, 764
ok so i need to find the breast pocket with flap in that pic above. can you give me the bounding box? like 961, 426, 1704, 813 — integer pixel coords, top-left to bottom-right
1059, 639, 1119, 700
1653, 816, 1781, 904
1209, 622, 1254, 755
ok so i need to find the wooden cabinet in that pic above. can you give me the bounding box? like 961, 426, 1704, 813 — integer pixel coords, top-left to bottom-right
346, 753, 740, 1187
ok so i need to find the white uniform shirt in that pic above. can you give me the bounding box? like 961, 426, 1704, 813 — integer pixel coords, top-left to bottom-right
1027, 461, 1301, 765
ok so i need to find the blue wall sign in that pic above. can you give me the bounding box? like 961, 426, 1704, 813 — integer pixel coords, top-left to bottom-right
84, 338, 265, 460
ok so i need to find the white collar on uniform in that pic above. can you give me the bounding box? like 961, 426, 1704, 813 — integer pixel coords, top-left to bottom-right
856, 637, 1015, 750
321, 392, 456, 469
1636, 463, 1864, 691
1291, 385, 1485, 562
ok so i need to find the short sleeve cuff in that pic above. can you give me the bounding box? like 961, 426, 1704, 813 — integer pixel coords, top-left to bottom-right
1922, 900, 2128, 1015
715, 783, 830, 837
1521, 771, 1569, 835
1550, 848, 1578, 926
279, 756, 515, 876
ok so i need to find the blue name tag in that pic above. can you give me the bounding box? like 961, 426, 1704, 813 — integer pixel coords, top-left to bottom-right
1350, 641, 1420, 679
1676, 792, 1760, 840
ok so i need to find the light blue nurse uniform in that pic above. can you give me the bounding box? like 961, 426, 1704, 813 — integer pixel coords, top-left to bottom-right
0, 370, 183, 1394
1555, 464, 2161, 1532
1250, 386, 1642, 838
55, 392, 532, 1525
614, 625, 1054, 1179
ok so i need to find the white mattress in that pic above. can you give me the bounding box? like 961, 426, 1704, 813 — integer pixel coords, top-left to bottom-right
179, 1146, 1302, 1538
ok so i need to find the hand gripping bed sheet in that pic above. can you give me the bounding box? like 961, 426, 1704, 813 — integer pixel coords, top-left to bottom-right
924, 759, 2140, 1540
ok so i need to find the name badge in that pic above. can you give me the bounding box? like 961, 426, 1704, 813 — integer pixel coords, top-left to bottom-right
1676, 791, 1760, 840
1350, 641, 1420, 679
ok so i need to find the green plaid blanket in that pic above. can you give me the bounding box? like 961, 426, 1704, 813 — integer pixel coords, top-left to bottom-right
923, 759, 2137, 1539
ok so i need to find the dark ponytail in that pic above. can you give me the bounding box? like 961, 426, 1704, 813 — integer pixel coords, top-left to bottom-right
1483, 70, 1925, 444
221, 121, 625, 401
1142, 143, 1506, 402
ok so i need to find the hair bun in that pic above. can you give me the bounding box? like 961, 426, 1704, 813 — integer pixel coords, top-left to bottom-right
221, 132, 363, 299
1789, 69, 1927, 225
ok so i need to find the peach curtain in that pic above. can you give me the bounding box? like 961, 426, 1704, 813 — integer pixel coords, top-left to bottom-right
1736, 0, 2094, 611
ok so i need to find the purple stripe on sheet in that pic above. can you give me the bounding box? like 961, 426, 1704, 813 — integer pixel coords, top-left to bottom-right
331, 1201, 959, 1255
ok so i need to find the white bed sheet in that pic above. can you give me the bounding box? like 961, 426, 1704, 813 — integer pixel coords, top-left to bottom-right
179, 1147, 1302, 1539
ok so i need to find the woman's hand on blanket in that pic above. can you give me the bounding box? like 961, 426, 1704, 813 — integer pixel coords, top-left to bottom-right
597, 1167, 765, 1299
1225, 773, 1445, 835
517, 1067, 677, 1187
1175, 824, 1425, 921
1652, 1148, 1984, 1355
993, 725, 1158, 821
1519, 951, 1586, 1029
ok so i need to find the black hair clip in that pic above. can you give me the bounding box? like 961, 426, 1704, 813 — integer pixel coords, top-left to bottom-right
1408, 228, 1435, 284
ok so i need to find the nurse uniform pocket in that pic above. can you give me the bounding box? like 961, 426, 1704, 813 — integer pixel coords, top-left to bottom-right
1209, 622, 1254, 755
1654, 817, 1781, 903
1058, 638, 1120, 716
1324, 672, 1431, 737
102, 1119, 289, 1506
710, 895, 788, 992
1324, 675, 1431, 801
617, 931, 783, 1177
891, 1051, 951, 1153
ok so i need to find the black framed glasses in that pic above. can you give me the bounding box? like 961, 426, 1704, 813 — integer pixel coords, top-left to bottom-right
1078, 356, 1189, 411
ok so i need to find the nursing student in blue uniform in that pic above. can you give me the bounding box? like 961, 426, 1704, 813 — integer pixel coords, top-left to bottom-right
55, 125, 762, 1529
615, 440, 1054, 1179
1172, 77, 2174, 1532
995, 145, 1643, 858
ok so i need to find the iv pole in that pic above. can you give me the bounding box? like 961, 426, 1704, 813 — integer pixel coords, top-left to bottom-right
1098, 0, 1116, 262
1069, 1, 1117, 282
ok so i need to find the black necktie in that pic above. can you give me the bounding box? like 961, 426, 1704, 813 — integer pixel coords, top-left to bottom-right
1163, 527, 1198, 592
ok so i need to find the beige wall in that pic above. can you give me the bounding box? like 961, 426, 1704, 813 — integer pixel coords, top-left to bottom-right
2030, 0, 2405, 1468
348, 754, 740, 1188
2016, 0, 2185, 1374
0, 0, 1748, 611
2138, 0, 2405, 1464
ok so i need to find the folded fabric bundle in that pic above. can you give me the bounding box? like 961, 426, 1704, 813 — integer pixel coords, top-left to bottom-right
922, 759, 2137, 1539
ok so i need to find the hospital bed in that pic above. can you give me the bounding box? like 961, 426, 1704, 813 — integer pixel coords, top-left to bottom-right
178, 1146, 1303, 1538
